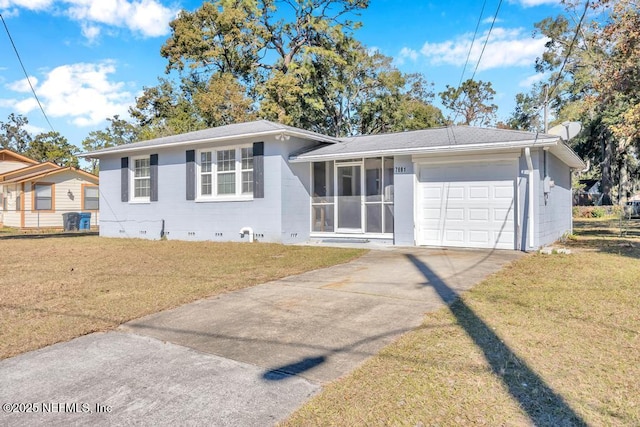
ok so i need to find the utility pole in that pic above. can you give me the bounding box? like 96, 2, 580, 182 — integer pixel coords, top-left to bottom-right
543, 84, 549, 133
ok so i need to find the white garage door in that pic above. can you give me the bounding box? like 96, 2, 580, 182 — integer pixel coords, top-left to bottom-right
417, 161, 516, 249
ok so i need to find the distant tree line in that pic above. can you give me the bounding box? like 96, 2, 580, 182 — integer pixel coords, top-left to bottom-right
6, 0, 638, 202
505, 0, 640, 205
0, 113, 79, 168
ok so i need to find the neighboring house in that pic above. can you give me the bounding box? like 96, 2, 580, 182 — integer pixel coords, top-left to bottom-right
0, 149, 99, 229
574, 178, 601, 206
80, 120, 584, 251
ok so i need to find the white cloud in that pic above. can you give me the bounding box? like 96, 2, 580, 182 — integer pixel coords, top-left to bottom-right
14, 98, 38, 114
40, 61, 134, 126
3, 61, 135, 127
0, 98, 17, 108
397, 47, 419, 65
24, 123, 48, 135
401, 47, 419, 61
1, 0, 177, 39
0, 7, 20, 17
510, 0, 561, 7
66, 0, 177, 38
420, 27, 549, 71
6, 76, 38, 93
519, 73, 547, 88
482, 17, 503, 24
81, 22, 101, 42
0, 0, 54, 10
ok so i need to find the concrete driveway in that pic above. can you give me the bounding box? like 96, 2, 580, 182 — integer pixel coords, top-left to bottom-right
0, 247, 522, 426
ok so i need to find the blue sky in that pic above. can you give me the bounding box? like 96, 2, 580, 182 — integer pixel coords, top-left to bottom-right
0, 0, 564, 150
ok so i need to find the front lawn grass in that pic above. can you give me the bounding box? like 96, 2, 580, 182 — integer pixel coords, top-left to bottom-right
283, 218, 640, 426
0, 237, 364, 360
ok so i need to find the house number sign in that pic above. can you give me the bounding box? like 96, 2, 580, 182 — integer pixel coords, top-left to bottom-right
395, 166, 407, 173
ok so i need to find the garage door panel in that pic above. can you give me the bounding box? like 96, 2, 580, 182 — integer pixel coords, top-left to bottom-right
421, 229, 441, 242
417, 161, 516, 250
423, 187, 442, 200
422, 208, 441, 220
469, 230, 490, 244
494, 185, 514, 199
469, 186, 490, 199
447, 187, 465, 199
493, 207, 513, 221
469, 208, 489, 221
445, 208, 464, 220
444, 229, 464, 243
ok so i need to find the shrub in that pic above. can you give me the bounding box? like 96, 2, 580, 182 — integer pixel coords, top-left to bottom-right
591, 207, 606, 218
572, 206, 580, 217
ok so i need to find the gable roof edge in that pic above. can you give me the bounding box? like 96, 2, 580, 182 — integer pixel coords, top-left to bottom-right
3, 166, 98, 184
80, 127, 339, 158
0, 149, 39, 165
289, 138, 560, 163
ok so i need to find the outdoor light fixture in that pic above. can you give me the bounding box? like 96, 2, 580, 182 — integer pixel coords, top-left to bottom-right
67, 189, 73, 198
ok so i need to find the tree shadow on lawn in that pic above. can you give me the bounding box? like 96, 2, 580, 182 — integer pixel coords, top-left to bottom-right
571, 218, 640, 259
405, 254, 587, 427
574, 218, 640, 237
567, 238, 640, 259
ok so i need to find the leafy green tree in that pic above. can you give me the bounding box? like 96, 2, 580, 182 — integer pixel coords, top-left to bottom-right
26, 131, 78, 167
507, 88, 545, 132
194, 72, 257, 126
439, 79, 497, 126
161, 0, 368, 80
157, 0, 372, 135
533, 0, 640, 204
134, 0, 443, 138
81, 115, 139, 174
0, 113, 32, 153
129, 77, 206, 139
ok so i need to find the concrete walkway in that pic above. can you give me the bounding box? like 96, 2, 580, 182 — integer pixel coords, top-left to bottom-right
0, 247, 522, 426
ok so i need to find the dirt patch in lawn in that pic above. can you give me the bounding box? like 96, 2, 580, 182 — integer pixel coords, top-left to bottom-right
0, 237, 364, 360
283, 219, 640, 426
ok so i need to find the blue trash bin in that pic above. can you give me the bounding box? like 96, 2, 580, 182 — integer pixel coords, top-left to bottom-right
78, 212, 92, 230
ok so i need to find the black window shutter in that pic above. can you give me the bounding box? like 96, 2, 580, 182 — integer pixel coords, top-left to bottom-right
253, 142, 264, 199
150, 154, 159, 202
186, 150, 196, 200
120, 157, 129, 202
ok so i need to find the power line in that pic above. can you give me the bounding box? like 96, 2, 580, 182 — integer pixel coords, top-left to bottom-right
0, 13, 55, 133
470, 0, 503, 81
451, 0, 503, 125
456, 0, 488, 89
546, 0, 590, 101
534, 0, 590, 130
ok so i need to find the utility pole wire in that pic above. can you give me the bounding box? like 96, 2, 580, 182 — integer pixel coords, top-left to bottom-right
0, 13, 56, 133
470, 0, 503, 81
532, 0, 590, 126
451, 0, 503, 125
546, 0, 590, 101
456, 0, 488, 90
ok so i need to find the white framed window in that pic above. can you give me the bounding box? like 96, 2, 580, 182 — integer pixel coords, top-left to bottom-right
217, 149, 236, 195
241, 147, 253, 194
197, 145, 253, 200
83, 185, 99, 210
201, 151, 213, 196
131, 156, 150, 202
33, 183, 53, 211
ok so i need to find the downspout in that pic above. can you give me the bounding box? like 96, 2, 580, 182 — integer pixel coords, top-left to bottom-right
525, 147, 535, 250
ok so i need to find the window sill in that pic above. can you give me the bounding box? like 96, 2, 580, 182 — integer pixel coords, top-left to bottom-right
195, 196, 253, 203
129, 199, 151, 204
311, 232, 394, 239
